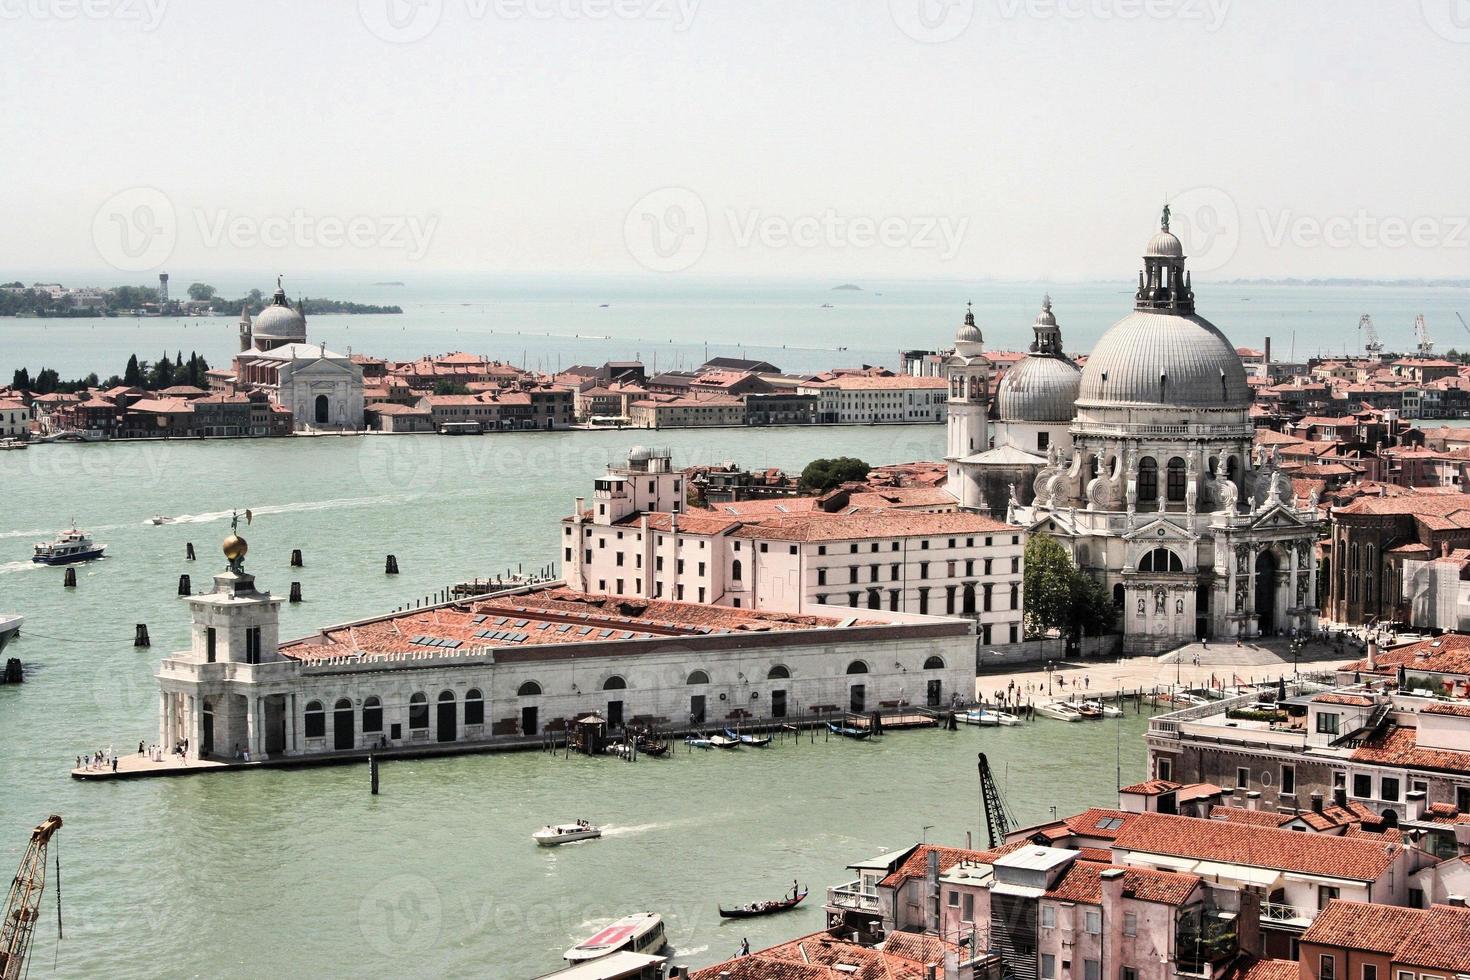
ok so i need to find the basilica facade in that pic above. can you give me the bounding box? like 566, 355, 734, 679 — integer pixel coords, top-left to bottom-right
945, 210, 1322, 653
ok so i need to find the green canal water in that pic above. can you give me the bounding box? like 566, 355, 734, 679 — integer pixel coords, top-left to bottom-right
0, 427, 1155, 978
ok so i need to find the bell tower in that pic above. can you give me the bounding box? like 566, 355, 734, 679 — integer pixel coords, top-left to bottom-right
945, 303, 991, 507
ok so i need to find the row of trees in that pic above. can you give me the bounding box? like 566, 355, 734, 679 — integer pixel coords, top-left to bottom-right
10, 351, 212, 395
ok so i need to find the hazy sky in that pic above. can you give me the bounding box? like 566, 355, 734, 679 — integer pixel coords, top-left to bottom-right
3, 0, 1468, 282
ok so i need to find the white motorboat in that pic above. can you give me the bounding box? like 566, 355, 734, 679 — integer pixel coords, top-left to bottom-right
1036, 701, 1084, 722
707, 734, 741, 750
533, 821, 603, 846
150, 515, 176, 525
0, 614, 22, 655
962, 708, 1020, 727
32, 526, 105, 564
565, 912, 666, 963
1079, 699, 1123, 718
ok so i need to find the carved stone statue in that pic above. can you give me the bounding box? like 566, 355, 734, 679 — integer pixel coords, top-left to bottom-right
1154, 587, 1167, 614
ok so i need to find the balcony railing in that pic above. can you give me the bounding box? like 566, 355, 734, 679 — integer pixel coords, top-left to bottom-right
1261, 901, 1311, 925
827, 880, 879, 912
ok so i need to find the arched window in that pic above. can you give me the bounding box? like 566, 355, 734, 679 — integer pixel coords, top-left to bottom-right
304, 700, 325, 738
517, 681, 542, 697
1113, 583, 1125, 608
1137, 457, 1158, 502
604, 675, 627, 690
731, 559, 743, 581
465, 689, 484, 726
408, 692, 429, 730
846, 661, 868, 675
363, 696, 383, 733
1166, 457, 1187, 502
335, 697, 352, 711
438, 690, 455, 703
1009, 583, 1019, 609
767, 664, 790, 679
1139, 548, 1184, 573
686, 670, 709, 685
924, 656, 945, 669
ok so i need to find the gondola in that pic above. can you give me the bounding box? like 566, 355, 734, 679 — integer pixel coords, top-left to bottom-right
827, 722, 872, 740
636, 736, 670, 757
724, 729, 772, 747
718, 889, 808, 919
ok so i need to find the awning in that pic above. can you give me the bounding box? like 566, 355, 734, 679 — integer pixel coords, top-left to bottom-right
1193, 861, 1282, 887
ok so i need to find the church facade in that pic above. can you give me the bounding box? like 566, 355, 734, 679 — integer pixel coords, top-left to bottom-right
945, 210, 1322, 654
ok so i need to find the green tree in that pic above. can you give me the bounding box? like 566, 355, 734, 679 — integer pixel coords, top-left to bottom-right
799, 456, 870, 492
123, 354, 143, 387
1070, 571, 1117, 639
187, 283, 216, 302
433, 379, 471, 396
11, 367, 29, 390
1023, 533, 1075, 638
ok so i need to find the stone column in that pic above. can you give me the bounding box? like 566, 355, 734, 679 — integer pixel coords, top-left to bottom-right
287, 693, 298, 754
185, 694, 197, 759
246, 695, 260, 759
1288, 548, 1300, 628
160, 691, 170, 749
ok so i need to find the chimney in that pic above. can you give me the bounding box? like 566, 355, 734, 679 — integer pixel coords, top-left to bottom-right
1407, 790, 1427, 822
1367, 638, 1377, 671
1236, 888, 1263, 957
926, 849, 941, 935
1310, 790, 1324, 814
1246, 790, 1261, 811
1333, 785, 1348, 808
1264, 336, 1272, 373
1100, 867, 1126, 917
574, 496, 584, 519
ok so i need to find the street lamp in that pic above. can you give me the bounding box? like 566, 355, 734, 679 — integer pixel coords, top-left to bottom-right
1047, 661, 1054, 696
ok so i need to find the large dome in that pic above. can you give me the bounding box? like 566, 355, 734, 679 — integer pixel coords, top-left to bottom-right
997, 354, 1082, 422
252, 285, 306, 340
1076, 310, 1250, 409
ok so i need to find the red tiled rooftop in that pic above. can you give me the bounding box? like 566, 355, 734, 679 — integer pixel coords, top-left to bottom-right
733, 510, 1015, 543
1208, 805, 1294, 828
1351, 724, 1470, 777
1119, 779, 1182, 796
1044, 859, 1199, 907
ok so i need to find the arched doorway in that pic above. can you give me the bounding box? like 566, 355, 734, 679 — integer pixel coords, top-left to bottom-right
333, 698, 354, 750
437, 690, 456, 742
314, 394, 330, 425
1255, 549, 1279, 635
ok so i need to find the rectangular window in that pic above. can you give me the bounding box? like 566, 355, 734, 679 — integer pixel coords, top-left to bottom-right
1084, 960, 1100, 980
205, 627, 216, 663
818, 568, 827, 586
1318, 885, 1340, 910
962, 892, 973, 922
1317, 712, 1340, 735
1353, 773, 1372, 799
947, 890, 959, 908
1237, 766, 1249, 789
1123, 911, 1137, 937
1085, 909, 1101, 935
1282, 764, 1296, 796
615, 552, 624, 566
1381, 776, 1400, 802
1041, 955, 1056, 980
1122, 970, 1138, 980
1158, 756, 1173, 782
1041, 905, 1056, 928
1362, 967, 1377, 980
1320, 955, 1336, 980
245, 627, 262, 665
1009, 624, 1018, 644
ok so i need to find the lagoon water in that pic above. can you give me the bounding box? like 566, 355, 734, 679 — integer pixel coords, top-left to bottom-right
0, 427, 1162, 978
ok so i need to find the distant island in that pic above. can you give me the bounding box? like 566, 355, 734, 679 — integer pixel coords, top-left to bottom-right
0, 281, 402, 317
1222, 277, 1470, 288
832, 283, 863, 291
373, 281, 406, 287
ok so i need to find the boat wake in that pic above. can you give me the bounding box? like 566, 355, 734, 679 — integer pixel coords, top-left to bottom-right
600, 822, 667, 838
164, 494, 421, 526
0, 560, 44, 576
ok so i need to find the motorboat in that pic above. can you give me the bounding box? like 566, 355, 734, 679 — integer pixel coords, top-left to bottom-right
32, 526, 105, 564
149, 515, 176, 525
564, 912, 666, 962
962, 708, 1020, 727
724, 729, 772, 747
719, 887, 808, 919
1035, 702, 1084, 722
708, 734, 741, 750
0, 614, 21, 655
1079, 699, 1123, 718
533, 821, 603, 846
1075, 702, 1105, 719
685, 736, 715, 750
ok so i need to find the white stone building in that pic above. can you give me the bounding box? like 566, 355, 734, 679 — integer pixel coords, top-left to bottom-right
231, 280, 365, 430
797, 375, 948, 424
155, 532, 978, 761
948, 210, 1322, 653
563, 447, 1027, 645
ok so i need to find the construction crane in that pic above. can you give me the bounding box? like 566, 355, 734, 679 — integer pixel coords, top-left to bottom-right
1359, 314, 1383, 359
1456, 312, 1470, 340
1415, 314, 1434, 357
0, 815, 62, 980
977, 753, 1015, 850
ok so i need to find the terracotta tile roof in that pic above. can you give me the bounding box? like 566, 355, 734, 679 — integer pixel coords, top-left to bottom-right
734, 510, 1015, 543
1061, 808, 1138, 840
692, 931, 936, 980
1208, 805, 1295, 828
1297, 800, 1377, 831
1043, 860, 1199, 907
1409, 903, 1470, 971
1119, 779, 1182, 796
1312, 692, 1376, 706
612, 511, 744, 535
806, 375, 948, 390
1220, 959, 1304, 980
1343, 632, 1470, 676
1351, 724, 1470, 777
882, 842, 1026, 888
1422, 701, 1470, 717
1113, 813, 1402, 881
1302, 899, 1434, 956
879, 932, 960, 968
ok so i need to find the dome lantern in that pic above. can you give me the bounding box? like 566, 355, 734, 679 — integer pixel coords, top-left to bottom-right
1134, 205, 1195, 314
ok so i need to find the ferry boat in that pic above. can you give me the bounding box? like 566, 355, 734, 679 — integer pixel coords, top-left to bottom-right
0, 614, 22, 655
32, 527, 105, 564
564, 912, 666, 963
533, 821, 602, 846
1035, 701, 1084, 722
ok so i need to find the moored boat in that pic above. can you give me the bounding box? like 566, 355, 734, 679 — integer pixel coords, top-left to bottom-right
1075, 702, 1105, 719
1036, 701, 1084, 722
31, 526, 105, 565
564, 912, 666, 962
961, 708, 1020, 727
708, 734, 741, 750
718, 887, 808, 919
685, 736, 715, 750
724, 729, 772, 747
533, 820, 603, 846
1079, 699, 1123, 718
635, 735, 669, 757
828, 722, 872, 740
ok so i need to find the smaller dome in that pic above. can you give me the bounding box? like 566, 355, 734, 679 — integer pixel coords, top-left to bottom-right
252, 281, 306, 340
955, 303, 982, 344
1145, 230, 1184, 258
628, 445, 651, 461
997, 354, 1082, 423
1034, 296, 1057, 328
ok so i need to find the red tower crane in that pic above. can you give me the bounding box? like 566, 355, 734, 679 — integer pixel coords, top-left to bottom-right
0, 814, 63, 980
